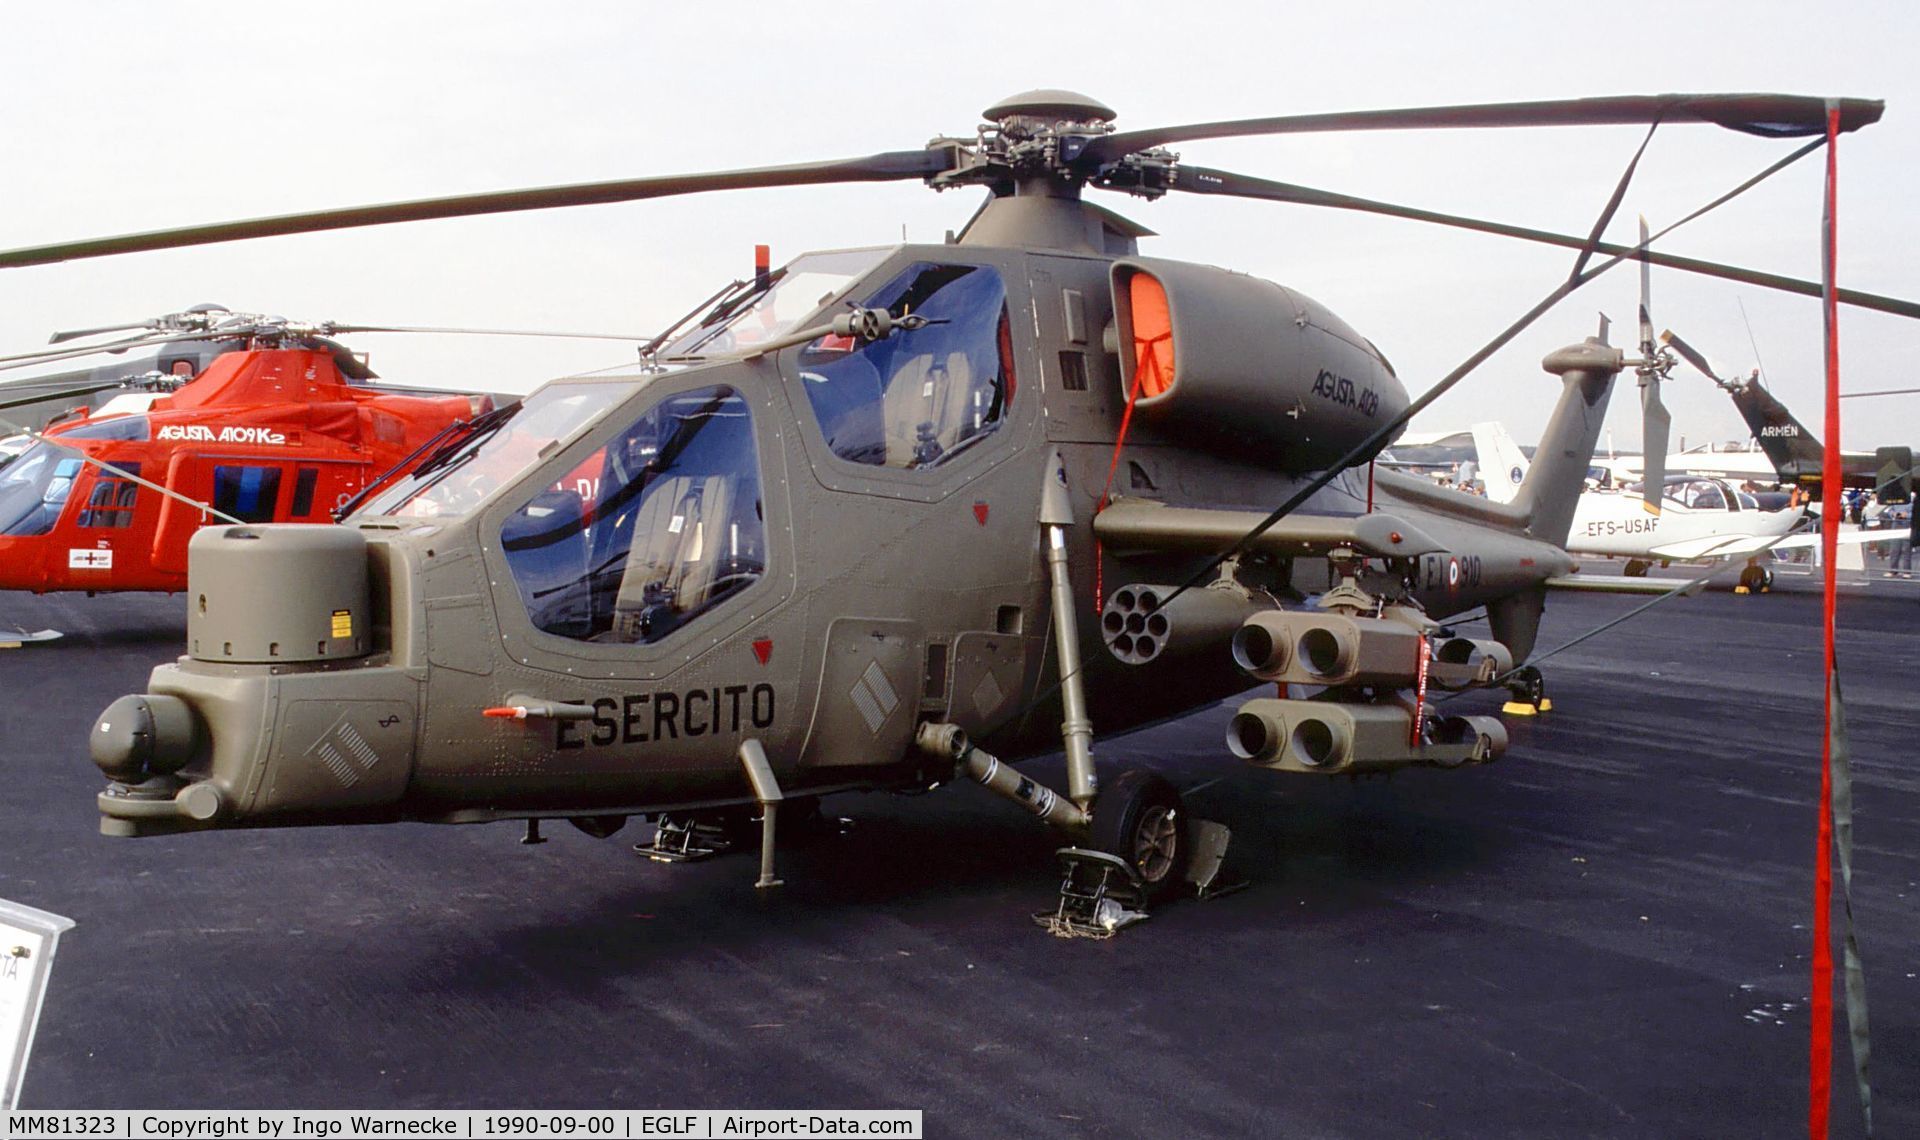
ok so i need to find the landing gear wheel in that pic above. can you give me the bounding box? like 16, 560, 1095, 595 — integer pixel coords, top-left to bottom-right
1623, 559, 1651, 578
1088, 770, 1191, 904
1503, 664, 1548, 713
1739, 564, 1773, 593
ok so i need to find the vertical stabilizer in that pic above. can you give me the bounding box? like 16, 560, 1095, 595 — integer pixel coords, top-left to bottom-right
1728, 373, 1824, 483
1470, 422, 1531, 506
1510, 339, 1625, 547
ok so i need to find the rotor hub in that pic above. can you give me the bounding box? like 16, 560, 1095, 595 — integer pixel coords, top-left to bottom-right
932, 90, 1175, 201
981, 89, 1116, 138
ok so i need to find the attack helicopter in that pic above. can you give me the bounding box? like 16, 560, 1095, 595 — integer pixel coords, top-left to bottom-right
10, 89, 1913, 915
0, 308, 489, 594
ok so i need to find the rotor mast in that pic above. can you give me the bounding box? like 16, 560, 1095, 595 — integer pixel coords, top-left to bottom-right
943, 90, 1161, 255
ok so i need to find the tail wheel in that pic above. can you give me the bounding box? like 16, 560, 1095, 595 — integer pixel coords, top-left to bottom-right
1738, 564, 1774, 593
1089, 770, 1191, 903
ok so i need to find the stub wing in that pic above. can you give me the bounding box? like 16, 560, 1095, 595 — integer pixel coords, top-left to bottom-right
1547, 574, 1707, 596
1093, 499, 1447, 559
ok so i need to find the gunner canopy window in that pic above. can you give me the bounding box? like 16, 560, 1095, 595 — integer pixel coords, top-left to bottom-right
661, 248, 889, 360
796, 262, 1016, 469
365, 380, 638, 519
501, 386, 765, 644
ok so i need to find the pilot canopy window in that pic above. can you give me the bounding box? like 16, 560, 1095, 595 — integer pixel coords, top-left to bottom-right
796, 262, 1017, 469
501, 385, 766, 645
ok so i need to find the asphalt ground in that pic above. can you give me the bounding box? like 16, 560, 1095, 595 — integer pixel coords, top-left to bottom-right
1, 586, 1915, 1138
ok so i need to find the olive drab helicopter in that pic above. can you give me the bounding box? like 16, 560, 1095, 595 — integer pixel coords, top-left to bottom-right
9, 89, 1913, 926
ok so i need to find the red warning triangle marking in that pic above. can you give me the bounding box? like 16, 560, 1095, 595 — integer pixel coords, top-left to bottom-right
973, 501, 989, 525
751, 638, 773, 666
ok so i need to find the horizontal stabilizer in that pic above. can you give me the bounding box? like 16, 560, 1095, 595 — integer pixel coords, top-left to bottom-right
1546, 574, 1706, 596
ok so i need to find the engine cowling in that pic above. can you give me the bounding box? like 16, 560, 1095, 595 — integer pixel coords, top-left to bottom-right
1111, 257, 1410, 472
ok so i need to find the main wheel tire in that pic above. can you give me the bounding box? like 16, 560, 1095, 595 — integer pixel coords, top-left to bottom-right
1623, 559, 1650, 578
1089, 770, 1191, 904
1508, 664, 1546, 706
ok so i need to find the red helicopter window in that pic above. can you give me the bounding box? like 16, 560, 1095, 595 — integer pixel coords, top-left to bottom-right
501, 385, 766, 645
0, 450, 81, 537
78, 464, 141, 529
1127, 272, 1175, 399
796, 262, 1015, 469
289, 468, 320, 518
212, 465, 283, 524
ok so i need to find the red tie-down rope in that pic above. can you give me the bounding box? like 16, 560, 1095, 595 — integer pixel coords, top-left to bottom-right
1093, 336, 1169, 614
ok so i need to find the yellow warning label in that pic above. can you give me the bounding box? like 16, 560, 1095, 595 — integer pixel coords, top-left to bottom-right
330, 609, 353, 639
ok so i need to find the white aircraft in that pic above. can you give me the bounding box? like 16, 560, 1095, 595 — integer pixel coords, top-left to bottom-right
1473, 422, 1812, 591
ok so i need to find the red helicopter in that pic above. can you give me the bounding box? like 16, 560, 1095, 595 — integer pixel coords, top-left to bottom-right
0, 316, 489, 594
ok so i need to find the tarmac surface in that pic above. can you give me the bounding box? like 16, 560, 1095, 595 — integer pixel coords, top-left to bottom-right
2, 583, 1916, 1138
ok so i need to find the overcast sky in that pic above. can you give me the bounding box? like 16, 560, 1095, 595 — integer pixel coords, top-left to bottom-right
3, 0, 1916, 453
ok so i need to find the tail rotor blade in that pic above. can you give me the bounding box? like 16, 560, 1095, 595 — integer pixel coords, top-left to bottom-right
1637, 217, 1656, 357
1640, 382, 1672, 514
1660, 330, 1722, 382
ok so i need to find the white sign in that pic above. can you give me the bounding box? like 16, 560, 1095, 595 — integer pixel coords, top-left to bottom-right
0, 898, 74, 1112
66, 549, 112, 570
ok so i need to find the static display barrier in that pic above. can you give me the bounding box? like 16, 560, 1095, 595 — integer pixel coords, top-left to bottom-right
3, 1110, 922, 1139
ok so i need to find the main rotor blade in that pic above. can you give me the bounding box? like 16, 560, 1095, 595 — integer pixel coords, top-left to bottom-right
0, 331, 170, 368
0, 380, 125, 414
326, 322, 652, 341
1078, 93, 1884, 166
49, 320, 157, 345
0, 330, 238, 373
1168, 165, 1920, 321
0, 150, 955, 270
